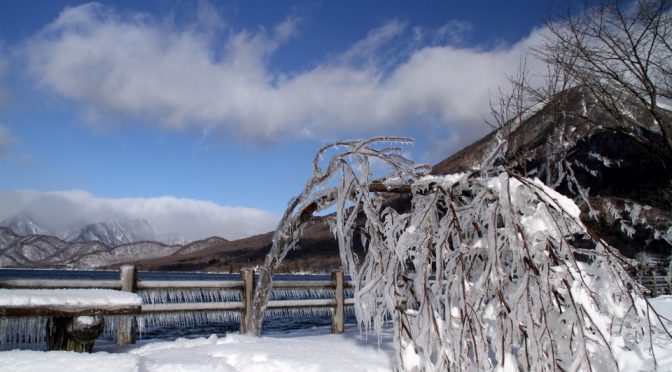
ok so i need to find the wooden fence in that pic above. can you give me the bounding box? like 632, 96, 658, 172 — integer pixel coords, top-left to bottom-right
0, 265, 354, 346
637, 270, 672, 297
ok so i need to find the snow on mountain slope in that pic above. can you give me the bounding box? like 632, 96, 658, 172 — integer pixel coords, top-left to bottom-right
0, 215, 191, 269
68, 218, 165, 246
0, 234, 184, 269
0, 213, 189, 246
0, 213, 51, 236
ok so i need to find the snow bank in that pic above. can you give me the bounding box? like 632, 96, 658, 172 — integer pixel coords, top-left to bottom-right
130, 331, 392, 372
0, 289, 142, 307
0, 350, 139, 372
0, 325, 393, 372
650, 296, 672, 321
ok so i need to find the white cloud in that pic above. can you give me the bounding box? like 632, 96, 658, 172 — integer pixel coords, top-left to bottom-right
338, 19, 409, 67
22, 3, 549, 155
0, 189, 279, 241
434, 20, 473, 46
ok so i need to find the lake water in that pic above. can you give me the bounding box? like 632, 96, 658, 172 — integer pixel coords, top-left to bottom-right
0, 268, 357, 348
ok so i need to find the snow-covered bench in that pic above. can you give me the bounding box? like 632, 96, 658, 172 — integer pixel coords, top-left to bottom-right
0, 288, 142, 352
0, 288, 142, 316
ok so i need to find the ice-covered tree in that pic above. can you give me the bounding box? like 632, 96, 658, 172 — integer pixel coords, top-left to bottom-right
247, 137, 428, 336
251, 137, 669, 371
485, 0, 672, 256
542, 0, 672, 153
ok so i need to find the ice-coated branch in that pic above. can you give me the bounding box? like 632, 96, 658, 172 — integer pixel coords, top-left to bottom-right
336, 168, 668, 370
246, 137, 429, 336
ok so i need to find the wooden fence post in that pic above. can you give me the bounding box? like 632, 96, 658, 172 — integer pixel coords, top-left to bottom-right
331, 270, 344, 334
117, 265, 137, 345
240, 269, 255, 334
652, 270, 658, 297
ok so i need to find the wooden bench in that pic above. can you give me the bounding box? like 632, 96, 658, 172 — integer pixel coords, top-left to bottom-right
0, 288, 141, 352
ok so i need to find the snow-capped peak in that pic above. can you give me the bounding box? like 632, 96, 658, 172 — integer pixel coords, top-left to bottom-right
0, 213, 51, 236
65, 218, 187, 246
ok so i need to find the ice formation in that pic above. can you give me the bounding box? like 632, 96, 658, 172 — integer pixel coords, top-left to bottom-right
251, 137, 670, 371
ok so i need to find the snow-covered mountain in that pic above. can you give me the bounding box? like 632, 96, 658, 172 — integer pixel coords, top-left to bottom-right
0, 226, 186, 269
0, 213, 51, 236
0, 214, 188, 246
65, 218, 188, 246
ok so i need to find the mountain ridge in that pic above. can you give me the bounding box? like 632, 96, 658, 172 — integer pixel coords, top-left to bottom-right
0, 214, 189, 247
0, 226, 230, 269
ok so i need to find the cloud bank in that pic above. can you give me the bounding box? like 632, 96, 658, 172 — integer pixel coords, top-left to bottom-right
0, 190, 279, 241
22, 3, 549, 154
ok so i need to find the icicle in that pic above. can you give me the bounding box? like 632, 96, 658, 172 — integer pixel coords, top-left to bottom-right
139, 288, 240, 304
136, 311, 240, 335
0, 317, 48, 350
263, 307, 334, 319
103, 316, 119, 338
270, 288, 334, 300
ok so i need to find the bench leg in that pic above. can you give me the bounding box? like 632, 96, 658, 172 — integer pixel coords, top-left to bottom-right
47, 315, 105, 352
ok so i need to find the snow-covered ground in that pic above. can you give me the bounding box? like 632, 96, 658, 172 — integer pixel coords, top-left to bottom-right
3, 297, 672, 371
0, 324, 394, 372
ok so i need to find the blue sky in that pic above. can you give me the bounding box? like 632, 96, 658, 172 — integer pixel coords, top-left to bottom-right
0, 0, 556, 240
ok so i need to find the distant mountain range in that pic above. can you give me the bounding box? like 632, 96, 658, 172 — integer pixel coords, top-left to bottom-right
0, 211, 341, 272
0, 226, 227, 269
0, 213, 188, 247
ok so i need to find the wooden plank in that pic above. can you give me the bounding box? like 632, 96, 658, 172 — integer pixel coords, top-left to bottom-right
120, 265, 137, 292
117, 265, 137, 346
368, 181, 411, 193
0, 279, 121, 289
2, 299, 352, 317
0, 304, 140, 317
137, 280, 243, 289
331, 271, 344, 333
240, 269, 254, 334
141, 302, 244, 312
0, 278, 347, 290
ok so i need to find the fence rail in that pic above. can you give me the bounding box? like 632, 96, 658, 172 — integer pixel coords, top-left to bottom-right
0, 279, 123, 289
0, 266, 353, 349
638, 273, 672, 297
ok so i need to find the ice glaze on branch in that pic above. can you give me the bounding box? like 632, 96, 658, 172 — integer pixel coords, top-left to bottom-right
246, 137, 428, 336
